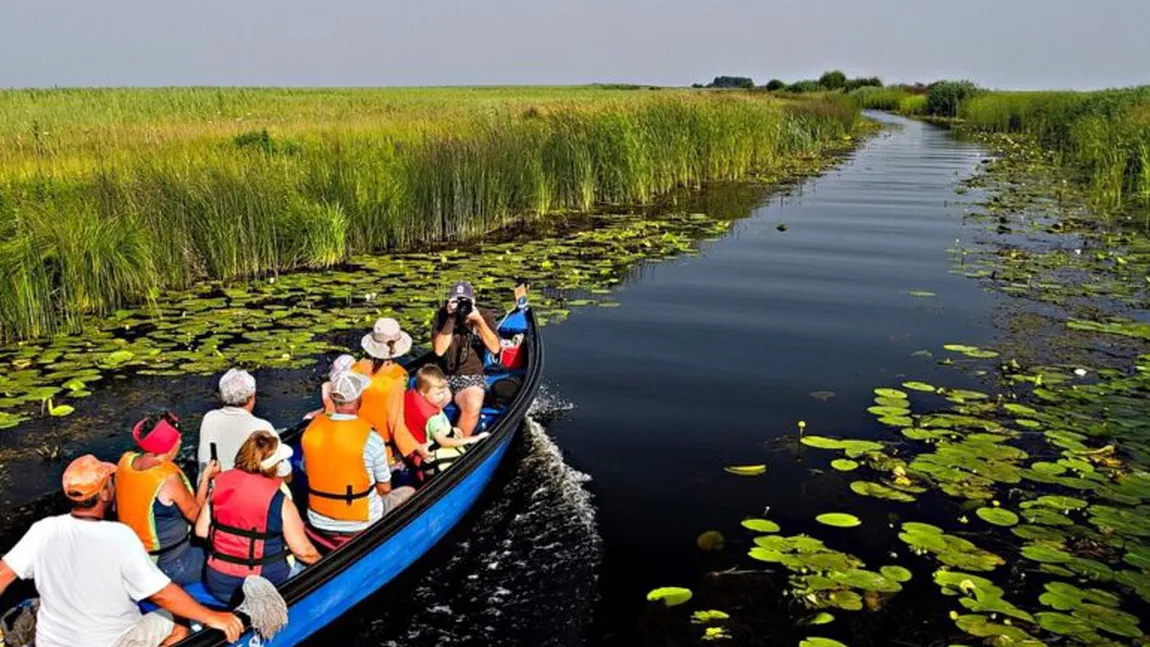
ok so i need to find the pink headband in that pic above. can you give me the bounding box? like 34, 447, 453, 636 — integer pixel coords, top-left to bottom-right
133, 413, 182, 454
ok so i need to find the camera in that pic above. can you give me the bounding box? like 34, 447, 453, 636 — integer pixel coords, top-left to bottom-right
454, 297, 473, 331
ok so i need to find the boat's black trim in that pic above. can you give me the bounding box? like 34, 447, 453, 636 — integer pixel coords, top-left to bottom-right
179, 308, 543, 646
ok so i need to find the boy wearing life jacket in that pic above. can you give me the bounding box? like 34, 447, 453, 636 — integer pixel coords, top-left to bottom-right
403, 365, 489, 477
116, 411, 218, 585
300, 371, 416, 550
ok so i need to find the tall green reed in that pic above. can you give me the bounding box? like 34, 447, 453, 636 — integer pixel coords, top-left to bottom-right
0, 90, 858, 341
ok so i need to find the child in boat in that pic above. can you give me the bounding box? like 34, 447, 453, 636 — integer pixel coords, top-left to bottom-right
303, 354, 355, 420
403, 365, 488, 477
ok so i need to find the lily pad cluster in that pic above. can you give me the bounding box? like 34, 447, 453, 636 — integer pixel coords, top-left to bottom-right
711, 129, 1150, 646
0, 210, 732, 441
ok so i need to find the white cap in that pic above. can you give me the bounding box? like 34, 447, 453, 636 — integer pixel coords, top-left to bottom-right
219, 368, 257, 406
330, 370, 371, 404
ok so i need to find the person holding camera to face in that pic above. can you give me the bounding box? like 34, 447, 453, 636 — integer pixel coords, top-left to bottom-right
431, 281, 502, 437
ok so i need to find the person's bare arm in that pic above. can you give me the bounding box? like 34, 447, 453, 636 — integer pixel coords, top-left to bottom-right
170, 461, 217, 524
375, 481, 392, 496
0, 560, 18, 598
281, 500, 320, 566
432, 306, 455, 356
468, 311, 502, 354
431, 430, 484, 448
149, 582, 243, 642
193, 500, 211, 539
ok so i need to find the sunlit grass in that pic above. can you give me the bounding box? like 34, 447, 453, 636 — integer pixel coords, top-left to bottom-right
959, 87, 1150, 217
0, 87, 859, 341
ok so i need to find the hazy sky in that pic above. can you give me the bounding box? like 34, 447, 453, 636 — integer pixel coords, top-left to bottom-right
2, 0, 1147, 89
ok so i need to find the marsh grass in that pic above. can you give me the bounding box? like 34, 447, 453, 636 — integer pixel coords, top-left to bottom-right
0, 87, 858, 340
958, 87, 1150, 219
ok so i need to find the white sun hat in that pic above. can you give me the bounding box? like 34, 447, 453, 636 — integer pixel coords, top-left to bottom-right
361, 317, 413, 360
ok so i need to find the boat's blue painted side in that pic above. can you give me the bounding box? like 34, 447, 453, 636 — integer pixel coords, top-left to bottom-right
233, 431, 515, 647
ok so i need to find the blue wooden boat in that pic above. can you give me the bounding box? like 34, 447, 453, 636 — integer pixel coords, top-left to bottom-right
168, 305, 543, 646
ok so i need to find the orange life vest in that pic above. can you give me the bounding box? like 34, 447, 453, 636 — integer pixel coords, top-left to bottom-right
115, 452, 191, 552
301, 414, 374, 522
353, 359, 412, 462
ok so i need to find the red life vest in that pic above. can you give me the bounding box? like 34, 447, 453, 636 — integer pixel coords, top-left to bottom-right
403, 389, 440, 446
207, 469, 287, 577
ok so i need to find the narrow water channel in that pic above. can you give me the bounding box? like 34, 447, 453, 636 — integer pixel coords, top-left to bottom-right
0, 115, 1008, 646
338, 114, 1007, 645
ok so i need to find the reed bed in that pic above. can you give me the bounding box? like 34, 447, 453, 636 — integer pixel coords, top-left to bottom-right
958, 87, 1150, 218
0, 87, 858, 341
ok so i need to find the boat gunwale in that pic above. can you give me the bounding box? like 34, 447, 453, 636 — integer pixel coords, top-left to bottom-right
178, 306, 544, 646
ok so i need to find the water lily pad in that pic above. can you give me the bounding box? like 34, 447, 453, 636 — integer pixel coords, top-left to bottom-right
801, 436, 846, 450
809, 390, 836, 402
901, 381, 936, 392
879, 565, 912, 583
850, 480, 916, 502
799, 638, 846, 647
647, 586, 692, 607
724, 464, 766, 476
808, 611, 835, 625
1021, 544, 1071, 564
741, 518, 781, 533
975, 507, 1019, 527
874, 388, 907, 399
830, 459, 859, 472
816, 513, 861, 528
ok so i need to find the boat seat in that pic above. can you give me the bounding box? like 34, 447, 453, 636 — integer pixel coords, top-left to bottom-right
140, 581, 225, 613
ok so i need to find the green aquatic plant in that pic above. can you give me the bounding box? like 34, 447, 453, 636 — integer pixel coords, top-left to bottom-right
741, 519, 781, 533
647, 587, 693, 607
815, 513, 861, 528
975, 506, 1019, 527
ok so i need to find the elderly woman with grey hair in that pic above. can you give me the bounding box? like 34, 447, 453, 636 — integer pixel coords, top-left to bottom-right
197, 368, 277, 476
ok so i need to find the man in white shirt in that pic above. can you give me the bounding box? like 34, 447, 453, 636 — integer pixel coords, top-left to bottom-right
198, 368, 277, 474
0, 455, 242, 647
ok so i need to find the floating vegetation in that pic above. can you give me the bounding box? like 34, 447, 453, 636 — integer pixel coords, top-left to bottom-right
703, 99, 1150, 646
975, 506, 1019, 527
724, 465, 767, 477
741, 519, 781, 534
0, 206, 778, 437
647, 587, 694, 607
830, 459, 858, 472
815, 513, 861, 529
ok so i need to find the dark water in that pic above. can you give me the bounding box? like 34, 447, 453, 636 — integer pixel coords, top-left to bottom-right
0, 115, 1006, 645
541, 114, 1001, 644
338, 114, 1002, 646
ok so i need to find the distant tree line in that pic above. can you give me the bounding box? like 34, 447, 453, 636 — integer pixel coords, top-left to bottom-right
689, 72, 983, 118
691, 70, 884, 93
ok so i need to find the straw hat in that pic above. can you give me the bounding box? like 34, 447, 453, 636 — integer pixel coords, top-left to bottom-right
361, 317, 412, 360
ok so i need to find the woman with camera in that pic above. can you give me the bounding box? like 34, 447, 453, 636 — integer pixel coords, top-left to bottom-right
431, 281, 501, 437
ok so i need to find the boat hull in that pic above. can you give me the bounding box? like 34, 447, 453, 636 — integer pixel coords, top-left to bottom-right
231, 430, 516, 647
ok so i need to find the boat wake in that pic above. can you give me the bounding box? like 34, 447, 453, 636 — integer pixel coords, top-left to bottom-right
347, 396, 599, 647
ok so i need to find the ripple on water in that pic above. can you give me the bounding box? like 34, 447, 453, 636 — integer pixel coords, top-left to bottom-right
342, 411, 599, 647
